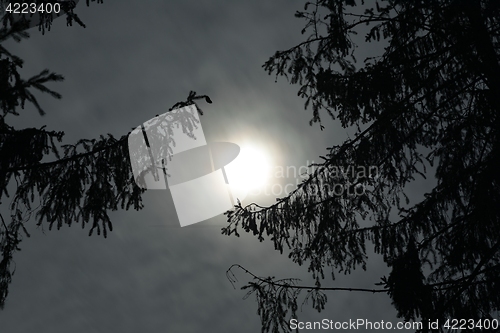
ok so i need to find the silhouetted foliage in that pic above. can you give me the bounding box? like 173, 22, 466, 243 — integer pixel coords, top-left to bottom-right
223, 0, 500, 332
0, 1, 211, 309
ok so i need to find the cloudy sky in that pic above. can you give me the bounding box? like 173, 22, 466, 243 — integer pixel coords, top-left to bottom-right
0, 1, 429, 332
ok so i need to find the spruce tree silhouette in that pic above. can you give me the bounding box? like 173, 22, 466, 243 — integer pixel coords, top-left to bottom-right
0, 1, 212, 309
223, 1, 500, 332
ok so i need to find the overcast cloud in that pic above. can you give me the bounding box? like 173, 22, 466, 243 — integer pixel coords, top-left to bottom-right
0, 1, 418, 332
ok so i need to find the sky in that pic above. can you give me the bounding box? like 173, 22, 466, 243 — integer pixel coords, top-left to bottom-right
0, 1, 433, 332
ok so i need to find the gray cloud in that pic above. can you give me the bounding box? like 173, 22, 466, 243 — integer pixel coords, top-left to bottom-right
0, 1, 410, 332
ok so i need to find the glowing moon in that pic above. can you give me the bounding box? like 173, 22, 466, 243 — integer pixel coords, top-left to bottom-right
224, 144, 271, 198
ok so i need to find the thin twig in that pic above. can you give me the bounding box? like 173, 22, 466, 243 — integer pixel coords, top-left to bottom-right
227, 264, 389, 293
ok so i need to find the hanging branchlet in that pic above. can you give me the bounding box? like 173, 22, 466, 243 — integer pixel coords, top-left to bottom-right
227, 264, 388, 333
